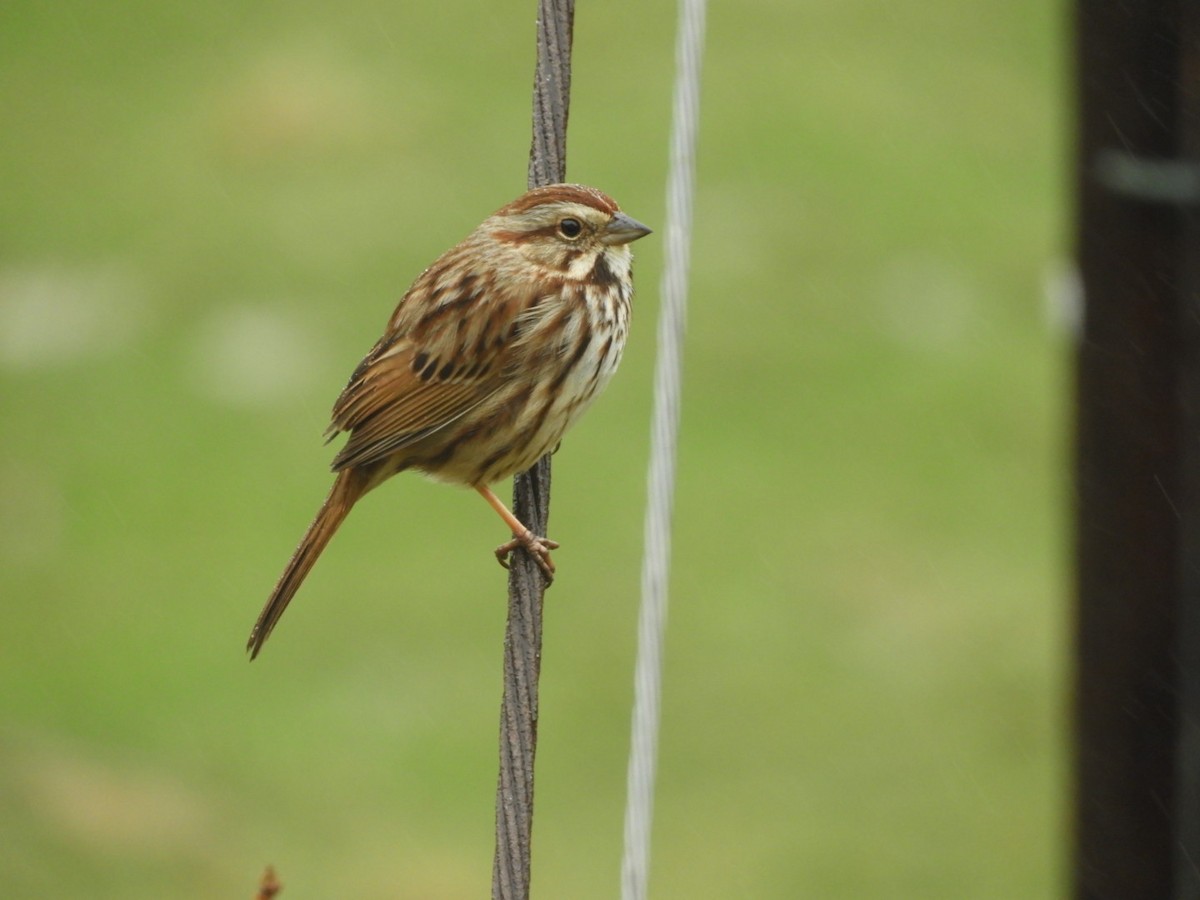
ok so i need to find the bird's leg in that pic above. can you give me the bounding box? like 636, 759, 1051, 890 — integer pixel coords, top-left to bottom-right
474, 484, 559, 581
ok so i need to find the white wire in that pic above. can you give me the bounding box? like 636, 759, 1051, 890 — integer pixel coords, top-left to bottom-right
620, 0, 706, 897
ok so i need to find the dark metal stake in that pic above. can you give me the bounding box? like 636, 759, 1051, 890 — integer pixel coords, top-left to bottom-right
1073, 1, 1200, 896
492, 3, 574, 898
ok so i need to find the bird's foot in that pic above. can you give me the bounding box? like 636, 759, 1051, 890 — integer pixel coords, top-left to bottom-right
494, 532, 559, 582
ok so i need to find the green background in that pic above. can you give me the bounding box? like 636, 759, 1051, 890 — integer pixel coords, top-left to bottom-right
0, 1, 1065, 897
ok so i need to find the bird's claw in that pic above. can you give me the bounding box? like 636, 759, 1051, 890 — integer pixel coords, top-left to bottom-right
494, 533, 559, 582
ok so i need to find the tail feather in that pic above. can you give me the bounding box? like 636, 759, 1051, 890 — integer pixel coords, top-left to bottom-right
247, 469, 367, 659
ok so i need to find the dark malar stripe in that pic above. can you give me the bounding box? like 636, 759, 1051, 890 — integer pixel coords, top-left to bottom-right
589, 254, 620, 288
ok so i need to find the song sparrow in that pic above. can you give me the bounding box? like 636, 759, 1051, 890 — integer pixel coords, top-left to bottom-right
247, 184, 651, 658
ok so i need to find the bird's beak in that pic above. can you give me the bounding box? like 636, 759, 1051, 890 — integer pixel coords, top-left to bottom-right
602, 212, 653, 245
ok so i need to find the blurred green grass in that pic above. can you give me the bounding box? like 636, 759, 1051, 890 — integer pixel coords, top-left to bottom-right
0, 1, 1066, 897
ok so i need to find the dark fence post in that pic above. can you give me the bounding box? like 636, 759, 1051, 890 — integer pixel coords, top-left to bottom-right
491, 3, 574, 899
1073, 1, 1200, 896
1173, 4, 1200, 892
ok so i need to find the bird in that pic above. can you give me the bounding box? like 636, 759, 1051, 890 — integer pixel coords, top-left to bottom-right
246, 183, 651, 658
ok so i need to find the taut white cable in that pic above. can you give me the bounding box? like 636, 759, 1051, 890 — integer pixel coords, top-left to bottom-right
619, 0, 706, 897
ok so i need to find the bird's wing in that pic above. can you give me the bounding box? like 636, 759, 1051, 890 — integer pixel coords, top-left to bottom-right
326, 253, 542, 472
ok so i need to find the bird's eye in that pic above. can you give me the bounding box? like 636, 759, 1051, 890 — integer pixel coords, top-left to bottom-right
558, 217, 583, 239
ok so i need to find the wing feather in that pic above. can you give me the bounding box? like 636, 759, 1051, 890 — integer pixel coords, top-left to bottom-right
328, 349, 501, 470
324, 245, 546, 472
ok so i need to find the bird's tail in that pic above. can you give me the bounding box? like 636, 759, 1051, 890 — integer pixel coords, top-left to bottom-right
247, 468, 368, 659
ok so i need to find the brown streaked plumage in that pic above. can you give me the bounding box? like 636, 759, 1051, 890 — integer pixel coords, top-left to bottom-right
247, 183, 651, 658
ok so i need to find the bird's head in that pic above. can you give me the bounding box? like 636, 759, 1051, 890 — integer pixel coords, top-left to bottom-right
485, 183, 652, 281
